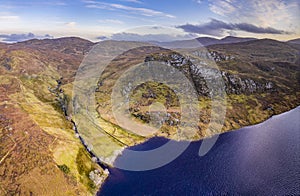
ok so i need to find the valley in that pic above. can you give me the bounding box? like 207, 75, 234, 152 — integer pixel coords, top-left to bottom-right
0, 37, 299, 195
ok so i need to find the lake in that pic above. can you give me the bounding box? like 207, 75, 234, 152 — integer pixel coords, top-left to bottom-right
98, 107, 300, 195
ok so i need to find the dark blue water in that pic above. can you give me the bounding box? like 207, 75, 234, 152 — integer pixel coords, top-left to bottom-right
99, 107, 300, 195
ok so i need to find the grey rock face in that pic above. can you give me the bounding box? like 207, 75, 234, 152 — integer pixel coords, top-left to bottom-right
145, 51, 275, 96
2, 57, 12, 71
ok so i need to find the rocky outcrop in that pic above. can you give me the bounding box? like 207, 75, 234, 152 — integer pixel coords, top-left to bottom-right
209, 51, 235, 62
145, 51, 275, 96
89, 169, 109, 186
1, 58, 12, 71
48, 78, 69, 115
221, 72, 274, 94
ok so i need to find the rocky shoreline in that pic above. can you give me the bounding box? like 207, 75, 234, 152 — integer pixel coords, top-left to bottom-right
94, 103, 300, 194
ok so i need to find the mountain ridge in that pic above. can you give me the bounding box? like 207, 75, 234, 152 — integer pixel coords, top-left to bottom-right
1, 35, 299, 48
150, 36, 300, 48
287, 38, 300, 44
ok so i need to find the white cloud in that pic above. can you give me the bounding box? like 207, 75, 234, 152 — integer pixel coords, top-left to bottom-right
208, 0, 300, 32
247, 0, 299, 27
194, 0, 204, 4
98, 19, 124, 24
45, 2, 67, 6
65, 21, 77, 27
0, 15, 19, 20
84, 1, 176, 18
0, 15, 19, 21
120, 0, 143, 4
208, 0, 237, 16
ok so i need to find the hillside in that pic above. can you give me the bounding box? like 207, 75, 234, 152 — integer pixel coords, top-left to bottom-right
96, 39, 300, 139
0, 37, 299, 195
287, 38, 300, 45
217, 36, 257, 44
0, 38, 108, 195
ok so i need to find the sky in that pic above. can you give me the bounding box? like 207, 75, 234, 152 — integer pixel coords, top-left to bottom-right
0, 0, 299, 42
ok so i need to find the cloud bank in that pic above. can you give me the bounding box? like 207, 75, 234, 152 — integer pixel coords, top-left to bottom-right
96, 32, 197, 42
208, 0, 300, 28
177, 19, 290, 36
0, 33, 53, 42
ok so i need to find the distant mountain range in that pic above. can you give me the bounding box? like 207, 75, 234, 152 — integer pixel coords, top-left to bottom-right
287, 38, 300, 45
1, 36, 299, 49
151, 36, 299, 48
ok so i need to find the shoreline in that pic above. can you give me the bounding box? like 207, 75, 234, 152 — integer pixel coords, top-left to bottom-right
73, 105, 300, 194
98, 104, 300, 195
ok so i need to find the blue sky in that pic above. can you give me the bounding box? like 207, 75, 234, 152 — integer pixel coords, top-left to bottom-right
0, 0, 299, 42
